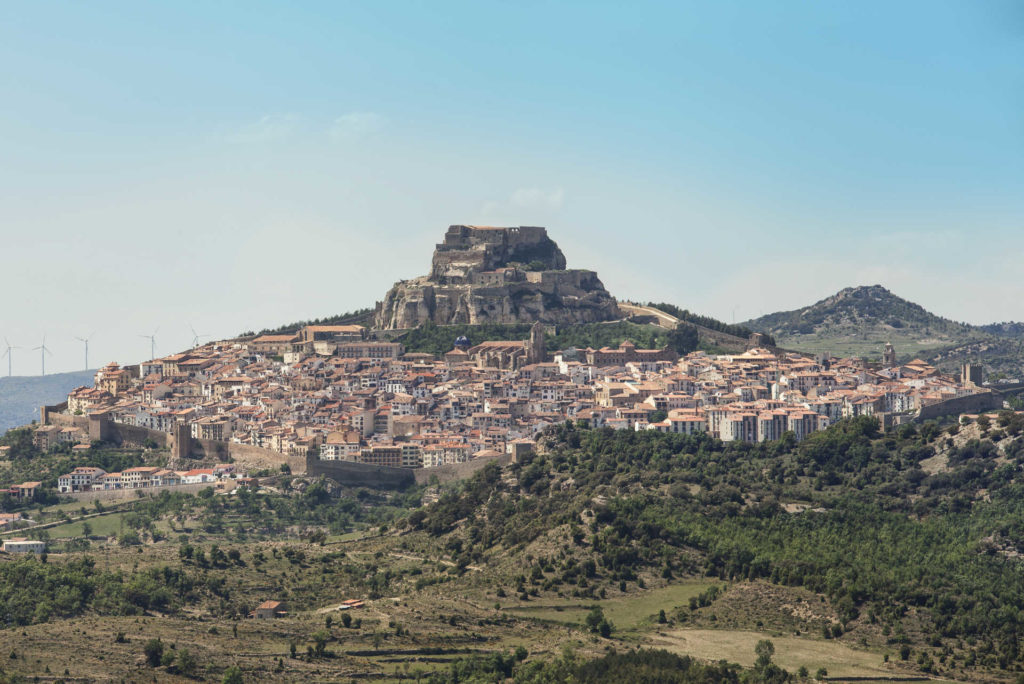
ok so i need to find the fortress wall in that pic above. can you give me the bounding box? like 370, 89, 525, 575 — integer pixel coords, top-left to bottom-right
204, 440, 306, 474
413, 452, 510, 485
44, 411, 90, 431
915, 391, 1003, 422
62, 482, 219, 503
58, 413, 305, 474
112, 423, 168, 448
306, 456, 415, 489
305, 452, 511, 489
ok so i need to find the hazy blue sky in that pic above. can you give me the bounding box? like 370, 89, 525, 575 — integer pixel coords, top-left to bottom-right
1, 1, 1022, 376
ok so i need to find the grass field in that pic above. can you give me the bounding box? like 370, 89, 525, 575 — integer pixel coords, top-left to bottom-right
655, 628, 895, 678
44, 511, 131, 538
505, 580, 718, 632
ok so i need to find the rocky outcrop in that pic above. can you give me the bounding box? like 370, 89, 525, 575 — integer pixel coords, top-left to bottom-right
375, 225, 621, 329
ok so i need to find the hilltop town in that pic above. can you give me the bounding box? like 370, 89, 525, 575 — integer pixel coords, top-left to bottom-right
3, 225, 1024, 683
33, 317, 996, 489
19, 226, 1002, 492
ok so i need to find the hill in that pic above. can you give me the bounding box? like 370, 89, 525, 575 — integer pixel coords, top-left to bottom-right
0, 370, 95, 435
376, 225, 621, 329
5, 415, 1024, 681
743, 285, 1024, 377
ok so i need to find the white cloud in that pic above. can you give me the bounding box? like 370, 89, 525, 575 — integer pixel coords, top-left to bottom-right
479, 187, 567, 222
226, 114, 300, 144
329, 112, 384, 142
510, 187, 565, 210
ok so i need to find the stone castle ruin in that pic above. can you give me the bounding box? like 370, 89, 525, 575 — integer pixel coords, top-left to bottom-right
375, 225, 621, 329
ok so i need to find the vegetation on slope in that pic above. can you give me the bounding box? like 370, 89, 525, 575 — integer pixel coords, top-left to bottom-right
0, 482, 421, 626
9, 412, 1024, 679
743, 285, 971, 338
399, 320, 698, 356
430, 647, 760, 684
412, 414, 1024, 671
0, 428, 150, 500
741, 285, 1024, 375
241, 307, 376, 337
648, 301, 773, 345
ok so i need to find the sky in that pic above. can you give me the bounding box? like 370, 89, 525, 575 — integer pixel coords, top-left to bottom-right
1, 1, 1022, 376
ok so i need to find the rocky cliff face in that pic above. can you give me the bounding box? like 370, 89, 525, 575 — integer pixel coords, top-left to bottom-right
375, 225, 621, 329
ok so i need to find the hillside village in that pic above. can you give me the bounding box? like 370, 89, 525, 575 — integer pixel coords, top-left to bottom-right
9, 226, 1008, 495
31, 321, 997, 483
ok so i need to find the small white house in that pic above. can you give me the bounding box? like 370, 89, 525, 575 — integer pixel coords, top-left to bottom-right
3, 538, 46, 554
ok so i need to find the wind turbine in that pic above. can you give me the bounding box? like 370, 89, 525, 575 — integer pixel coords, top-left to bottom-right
140, 328, 158, 361
188, 323, 210, 349
74, 332, 95, 370
32, 336, 52, 376
1, 338, 19, 377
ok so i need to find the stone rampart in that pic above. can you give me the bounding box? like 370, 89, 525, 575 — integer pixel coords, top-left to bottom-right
41, 409, 308, 474
113, 423, 168, 448
413, 452, 510, 485
44, 411, 90, 431
306, 451, 511, 489
62, 482, 219, 504
306, 456, 415, 489
915, 391, 1003, 422
193, 440, 306, 474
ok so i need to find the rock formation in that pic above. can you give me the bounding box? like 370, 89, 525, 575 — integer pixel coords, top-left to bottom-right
375, 225, 621, 329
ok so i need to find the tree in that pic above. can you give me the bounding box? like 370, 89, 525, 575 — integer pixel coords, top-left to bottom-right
222, 665, 244, 684
312, 630, 329, 657
81, 522, 92, 538
815, 668, 828, 680
755, 639, 775, 669
143, 639, 164, 667
585, 606, 605, 632
175, 648, 197, 677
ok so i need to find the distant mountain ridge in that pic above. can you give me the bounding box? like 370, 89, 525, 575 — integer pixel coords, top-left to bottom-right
979, 321, 1024, 337
0, 370, 95, 435
744, 285, 970, 338
743, 285, 1024, 377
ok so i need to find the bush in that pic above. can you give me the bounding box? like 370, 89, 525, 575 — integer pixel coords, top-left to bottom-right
175, 648, 197, 677
222, 665, 244, 684
143, 639, 164, 667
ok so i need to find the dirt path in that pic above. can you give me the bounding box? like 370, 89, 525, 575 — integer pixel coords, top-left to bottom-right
389, 551, 483, 572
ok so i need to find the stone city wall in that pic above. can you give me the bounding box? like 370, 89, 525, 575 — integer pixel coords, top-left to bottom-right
306, 451, 511, 489
412, 452, 510, 485
915, 391, 1003, 422
41, 406, 307, 474
61, 481, 219, 504
306, 456, 415, 489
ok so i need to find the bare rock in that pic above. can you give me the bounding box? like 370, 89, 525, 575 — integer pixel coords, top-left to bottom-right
375, 225, 620, 329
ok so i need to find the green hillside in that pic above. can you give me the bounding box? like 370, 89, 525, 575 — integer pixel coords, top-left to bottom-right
5, 414, 1024, 681
743, 285, 1024, 378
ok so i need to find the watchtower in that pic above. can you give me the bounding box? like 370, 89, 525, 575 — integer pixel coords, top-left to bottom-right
961, 362, 983, 387
882, 342, 897, 367
528, 322, 546, 365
